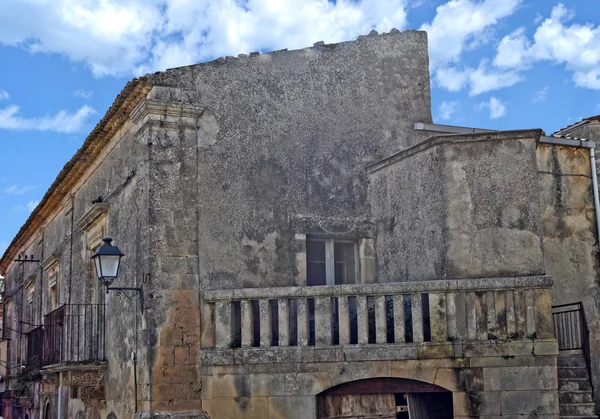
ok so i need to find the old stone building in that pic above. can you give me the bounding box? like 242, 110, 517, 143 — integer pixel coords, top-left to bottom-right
0, 29, 599, 419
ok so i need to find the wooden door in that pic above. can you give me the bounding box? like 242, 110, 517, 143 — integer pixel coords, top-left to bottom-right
407, 393, 429, 419
317, 393, 396, 419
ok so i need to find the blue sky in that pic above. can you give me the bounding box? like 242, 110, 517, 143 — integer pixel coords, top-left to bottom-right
0, 0, 599, 257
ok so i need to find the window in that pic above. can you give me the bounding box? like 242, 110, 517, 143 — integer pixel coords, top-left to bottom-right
306, 238, 359, 286
42, 255, 59, 314
48, 277, 57, 311
27, 286, 35, 324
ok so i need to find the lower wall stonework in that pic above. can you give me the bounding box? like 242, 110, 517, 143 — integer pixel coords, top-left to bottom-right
200, 341, 559, 418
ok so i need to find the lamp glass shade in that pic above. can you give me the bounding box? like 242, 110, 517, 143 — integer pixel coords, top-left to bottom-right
91, 237, 124, 287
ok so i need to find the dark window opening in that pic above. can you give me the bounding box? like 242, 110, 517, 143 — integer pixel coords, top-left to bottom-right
349, 296, 358, 344
386, 296, 395, 343
404, 295, 413, 343
332, 297, 340, 345
251, 300, 260, 347
308, 298, 315, 346
270, 300, 279, 346
231, 301, 241, 348
422, 294, 431, 342
367, 297, 376, 344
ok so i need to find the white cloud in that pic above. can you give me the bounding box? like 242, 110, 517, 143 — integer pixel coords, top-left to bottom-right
13, 200, 39, 212
73, 89, 93, 99
435, 67, 470, 92
533, 86, 549, 102
0, 89, 8, 100
0, 105, 96, 133
435, 62, 522, 96
421, 0, 522, 68
438, 100, 460, 120
3, 185, 37, 195
0, 0, 409, 77
476, 96, 507, 119
493, 4, 600, 90
468, 63, 523, 96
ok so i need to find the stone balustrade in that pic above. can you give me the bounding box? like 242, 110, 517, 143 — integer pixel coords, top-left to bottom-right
202, 276, 554, 353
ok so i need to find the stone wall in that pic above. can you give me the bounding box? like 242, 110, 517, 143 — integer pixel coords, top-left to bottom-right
369, 130, 545, 282
200, 340, 559, 418
148, 29, 433, 291
537, 142, 600, 409
0, 115, 151, 419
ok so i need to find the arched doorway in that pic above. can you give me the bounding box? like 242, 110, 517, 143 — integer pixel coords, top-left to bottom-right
44, 402, 51, 419
316, 378, 453, 419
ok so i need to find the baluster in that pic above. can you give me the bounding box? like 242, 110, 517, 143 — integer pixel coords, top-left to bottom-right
215, 301, 232, 349
506, 290, 516, 338
429, 293, 447, 342
514, 290, 527, 338
446, 292, 457, 341
486, 291, 496, 336
278, 299, 289, 347
338, 296, 350, 345
412, 294, 424, 343
357, 295, 368, 345
393, 295, 405, 344
525, 289, 535, 337
534, 289, 553, 339
475, 292, 487, 340
259, 299, 272, 347
466, 292, 477, 339
376, 296, 387, 343
241, 300, 253, 348
315, 297, 332, 346
297, 298, 309, 347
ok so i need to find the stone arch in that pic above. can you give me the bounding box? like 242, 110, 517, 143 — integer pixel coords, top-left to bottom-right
107, 413, 118, 419
316, 377, 453, 419
42, 399, 52, 419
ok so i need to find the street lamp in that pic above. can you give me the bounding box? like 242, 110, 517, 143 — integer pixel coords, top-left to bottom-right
91, 237, 144, 312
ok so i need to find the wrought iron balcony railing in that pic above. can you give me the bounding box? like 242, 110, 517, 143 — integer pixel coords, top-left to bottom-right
42, 303, 106, 367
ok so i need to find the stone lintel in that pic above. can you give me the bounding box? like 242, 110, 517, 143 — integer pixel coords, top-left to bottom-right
203, 275, 553, 301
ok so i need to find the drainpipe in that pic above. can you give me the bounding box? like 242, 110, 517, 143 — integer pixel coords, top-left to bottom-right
589, 148, 600, 251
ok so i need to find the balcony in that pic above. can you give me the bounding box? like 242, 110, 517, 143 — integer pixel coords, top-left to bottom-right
201, 276, 555, 366
42, 303, 107, 367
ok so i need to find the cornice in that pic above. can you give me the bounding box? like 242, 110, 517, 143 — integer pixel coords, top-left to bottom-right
41, 253, 60, 272
76, 203, 109, 232
130, 98, 205, 125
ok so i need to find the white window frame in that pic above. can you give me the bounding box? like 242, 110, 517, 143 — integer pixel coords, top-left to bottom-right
307, 237, 360, 285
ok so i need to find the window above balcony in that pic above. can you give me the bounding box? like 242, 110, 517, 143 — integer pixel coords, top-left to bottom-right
307, 238, 359, 286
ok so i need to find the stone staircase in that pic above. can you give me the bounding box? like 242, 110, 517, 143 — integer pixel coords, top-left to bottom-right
558, 351, 597, 418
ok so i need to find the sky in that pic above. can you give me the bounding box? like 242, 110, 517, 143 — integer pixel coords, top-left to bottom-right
0, 0, 599, 258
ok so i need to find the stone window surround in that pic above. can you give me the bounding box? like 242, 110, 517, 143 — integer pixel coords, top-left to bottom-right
41, 254, 60, 313
25, 278, 35, 324
296, 233, 375, 286
77, 203, 109, 305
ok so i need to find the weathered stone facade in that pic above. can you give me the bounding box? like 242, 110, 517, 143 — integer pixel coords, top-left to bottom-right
0, 30, 599, 419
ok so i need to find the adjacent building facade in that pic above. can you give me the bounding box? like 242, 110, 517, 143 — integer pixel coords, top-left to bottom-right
0, 30, 599, 419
